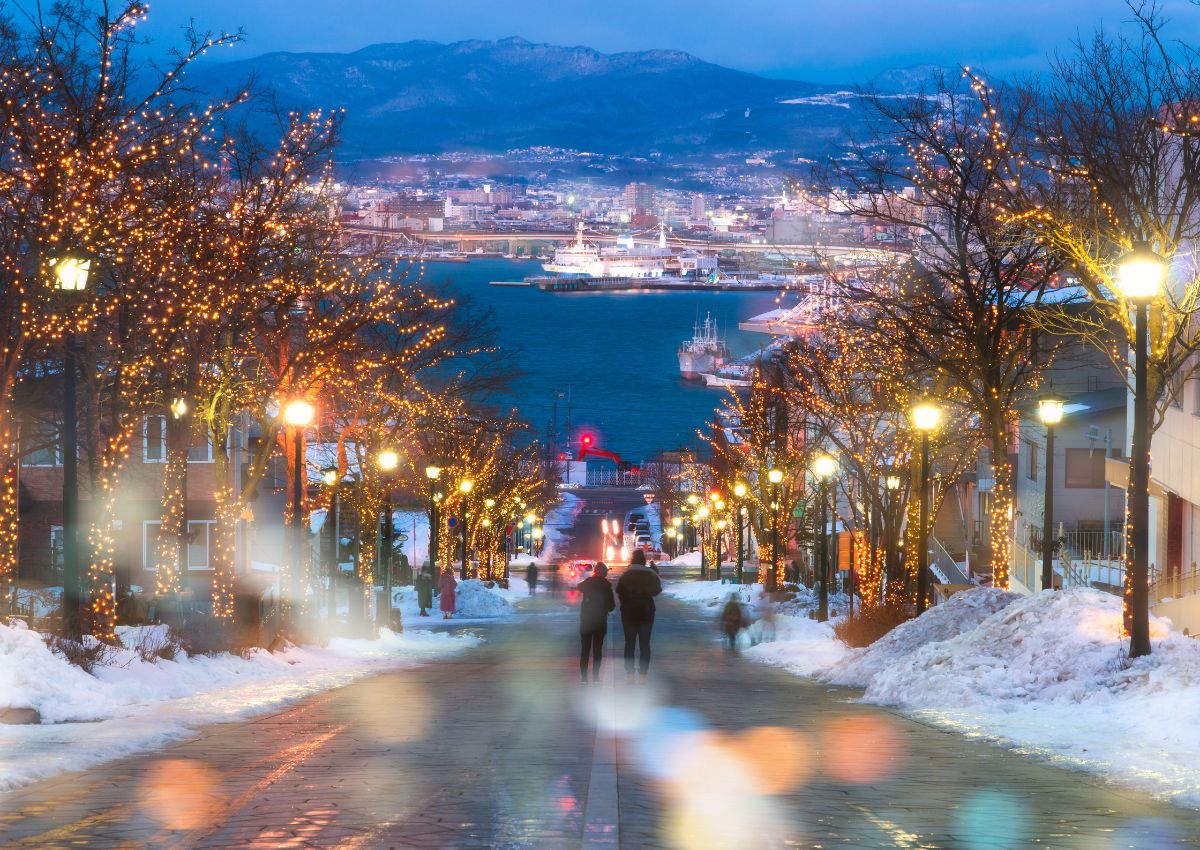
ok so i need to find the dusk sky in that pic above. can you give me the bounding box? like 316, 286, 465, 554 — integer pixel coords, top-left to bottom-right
144, 0, 1200, 82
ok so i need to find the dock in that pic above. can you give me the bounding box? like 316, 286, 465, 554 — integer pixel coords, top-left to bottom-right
487, 276, 792, 293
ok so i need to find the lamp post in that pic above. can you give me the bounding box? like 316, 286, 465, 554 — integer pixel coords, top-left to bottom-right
321, 466, 341, 619
459, 479, 475, 580
698, 504, 710, 579
484, 498, 496, 579
1038, 397, 1065, 591
50, 253, 91, 640
767, 468, 784, 592
377, 449, 400, 628
425, 465, 442, 576
733, 482, 747, 584
813, 454, 837, 621
911, 400, 942, 614
283, 399, 315, 631
1119, 241, 1165, 658
715, 519, 728, 580
884, 472, 902, 597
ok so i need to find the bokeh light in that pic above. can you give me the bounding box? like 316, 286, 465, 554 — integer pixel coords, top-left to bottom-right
823, 714, 905, 784
952, 788, 1030, 850
140, 758, 223, 830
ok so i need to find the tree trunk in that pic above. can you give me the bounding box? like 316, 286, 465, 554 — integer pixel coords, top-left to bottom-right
155, 414, 188, 597
986, 407, 1015, 589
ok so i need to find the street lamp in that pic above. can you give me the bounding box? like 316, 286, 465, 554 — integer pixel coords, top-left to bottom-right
459, 479, 475, 579
51, 252, 92, 639
813, 454, 837, 621
425, 465, 442, 576
1118, 240, 1165, 658
767, 467, 784, 592
283, 398, 315, 631
1038, 397, 1066, 592
910, 400, 942, 614
377, 449, 402, 627
884, 472, 902, 595
715, 519, 728, 580
733, 482, 747, 584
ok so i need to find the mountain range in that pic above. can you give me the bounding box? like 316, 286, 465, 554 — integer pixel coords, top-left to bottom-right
187, 37, 926, 159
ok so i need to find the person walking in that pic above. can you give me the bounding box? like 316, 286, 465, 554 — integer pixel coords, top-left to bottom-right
616, 549, 662, 683
438, 567, 457, 620
415, 569, 435, 617
577, 562, 615, 684
720, 593, 748, 652
526, 562, 539, 596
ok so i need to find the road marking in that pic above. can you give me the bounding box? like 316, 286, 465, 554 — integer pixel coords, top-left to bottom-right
582, 637, 620, 849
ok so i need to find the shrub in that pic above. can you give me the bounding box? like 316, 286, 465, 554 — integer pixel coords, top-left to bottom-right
45, 635, 115, 673
172, 613, 234, 656
833, 603, 914, 648
119, 626, 181, 663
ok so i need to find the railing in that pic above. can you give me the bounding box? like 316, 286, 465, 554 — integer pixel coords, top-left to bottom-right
1152, 562, 1200, 602
585, 468, 645, 488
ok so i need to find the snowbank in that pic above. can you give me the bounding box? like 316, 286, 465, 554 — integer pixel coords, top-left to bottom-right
826, 587, 1020, 688
664, 580, 763, 609
393, 578, 517, 620
0, 622, 479, 789
665, 551, 703, 567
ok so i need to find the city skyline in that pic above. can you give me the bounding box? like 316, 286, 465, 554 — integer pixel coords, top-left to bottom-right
146, 0, 1200, 82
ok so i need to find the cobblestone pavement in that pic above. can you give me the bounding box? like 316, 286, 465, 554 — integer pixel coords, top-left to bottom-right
2, 596, 1200, 848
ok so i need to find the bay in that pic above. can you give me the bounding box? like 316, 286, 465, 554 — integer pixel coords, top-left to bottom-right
421, 257, 785, 462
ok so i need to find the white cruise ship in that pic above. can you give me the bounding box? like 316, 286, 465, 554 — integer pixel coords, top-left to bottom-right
678, 313, 730, 380
543, 223, 673, 279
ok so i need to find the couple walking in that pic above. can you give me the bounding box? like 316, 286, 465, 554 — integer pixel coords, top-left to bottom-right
578, 550, 662, 684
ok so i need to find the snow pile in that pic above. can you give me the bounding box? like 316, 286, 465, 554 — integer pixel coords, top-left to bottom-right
664, 580, 763, 610
856, 588, 1195, 708
453, 580, 516, 618
0, 622, 479, 789
665, 551, 703, 567
744, 616, 851, 677
392, 578, 516, 620
827, 587, 1021, 688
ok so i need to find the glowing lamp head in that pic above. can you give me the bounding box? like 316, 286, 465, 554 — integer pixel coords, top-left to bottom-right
687, 494, 700, 506
1038, 397, 1066, 426
698, 506, 710, 519
672, 517, 683, 527
581, 434, 593, 448
425, 465, 442, 480
169, 397, 189, 420
283, 399, 315, 427
716, 519, 728, 530
910, 401, 941, 432
49, 253, 92, 291
459, 479, 474, 495
813, 455, 837, 479
709, 491, 721, 503
525, 512, 537, 524
322, 467, 340, 487
1118, 240, 1166, 303
767, 468, 784, 485
377, 449, 400, 472
531, 527, 543, 540
485, 498, 495, 508
733, 483, 747, 498
481, 518, 492, 528
715, 500, 726, 511
885, 474, 902, 491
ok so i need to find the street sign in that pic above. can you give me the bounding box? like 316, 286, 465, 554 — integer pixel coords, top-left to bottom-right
792, 503, 805, 518
447, 517, 459, 528
396, 533, 408, 542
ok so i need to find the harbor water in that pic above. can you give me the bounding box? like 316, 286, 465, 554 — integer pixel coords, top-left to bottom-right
420, 257, 789, 460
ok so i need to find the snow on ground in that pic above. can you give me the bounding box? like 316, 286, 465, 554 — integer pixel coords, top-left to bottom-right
671, 580, 1200, 807
0, 622, 479, 790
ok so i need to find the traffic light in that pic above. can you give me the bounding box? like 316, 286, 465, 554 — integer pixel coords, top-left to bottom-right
581, 434, 594, 449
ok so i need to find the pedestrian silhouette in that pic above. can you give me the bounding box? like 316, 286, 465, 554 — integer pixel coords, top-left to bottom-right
578, 562, 615, 683
526, 562, 539, 596
438, 568, 457, 619
616, 549, 662, 683
415, 569, 435, 617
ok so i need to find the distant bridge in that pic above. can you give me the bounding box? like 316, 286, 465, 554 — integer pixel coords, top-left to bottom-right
343, 224, 903, 260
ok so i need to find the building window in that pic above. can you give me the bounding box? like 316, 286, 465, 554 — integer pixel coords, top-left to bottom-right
49, 526, 64, 574
143, 519, 215, 570
187, 429, 214, 464
24, 423, 62, 467
1193, 375, 1200, 415
1065, 447, 1106, 488
1023, 439, 1038, 482
144, 416, 166, 463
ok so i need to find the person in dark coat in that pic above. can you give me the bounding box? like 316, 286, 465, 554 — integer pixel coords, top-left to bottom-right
720, 593, 748, 652
414, 569, 435, 616
577, 562, 616, 683
615, 549, 662, 682
526, 562, 539, 596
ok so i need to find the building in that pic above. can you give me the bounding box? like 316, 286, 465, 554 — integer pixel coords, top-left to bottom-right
691, 194, 706, 222
623, 182, 655, 219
